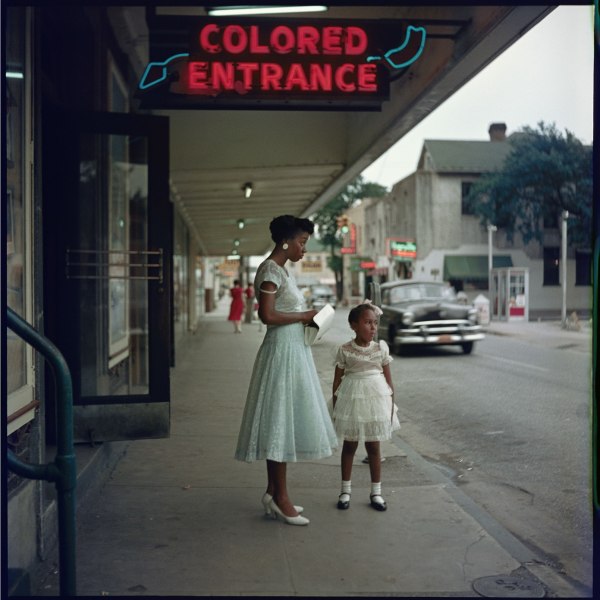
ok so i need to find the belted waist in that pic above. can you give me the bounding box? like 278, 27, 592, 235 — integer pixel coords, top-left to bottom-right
343, 370, 382, 379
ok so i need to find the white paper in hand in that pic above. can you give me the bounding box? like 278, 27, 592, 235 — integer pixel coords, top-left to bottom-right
304, 303, 335, 346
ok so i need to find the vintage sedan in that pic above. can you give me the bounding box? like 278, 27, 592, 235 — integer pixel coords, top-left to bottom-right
377, 280, 484, 354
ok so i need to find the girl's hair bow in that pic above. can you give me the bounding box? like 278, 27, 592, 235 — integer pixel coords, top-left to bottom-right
360, 298, 383, 316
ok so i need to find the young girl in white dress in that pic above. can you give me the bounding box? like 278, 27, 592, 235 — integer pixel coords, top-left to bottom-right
332, 301, 400, 511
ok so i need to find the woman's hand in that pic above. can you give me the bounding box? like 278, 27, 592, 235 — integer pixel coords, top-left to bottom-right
301, 309, 319, 325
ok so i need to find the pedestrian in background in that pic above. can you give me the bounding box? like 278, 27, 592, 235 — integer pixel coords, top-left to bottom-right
228, 279, 245, 333
331, 301, 400, 512
244, 282, 255, 324
235, 215, 338, 526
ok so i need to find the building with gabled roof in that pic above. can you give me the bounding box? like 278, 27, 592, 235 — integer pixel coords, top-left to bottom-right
361, 124, 591, 318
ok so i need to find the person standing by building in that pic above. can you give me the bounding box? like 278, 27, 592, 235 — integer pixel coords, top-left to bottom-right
244, 282, 255, 324
228, 279, 245, 333
235, 215, 338, 525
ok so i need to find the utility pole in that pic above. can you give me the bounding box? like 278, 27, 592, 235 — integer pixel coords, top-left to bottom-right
487, 223, 497, 300
561, 210, 569, 326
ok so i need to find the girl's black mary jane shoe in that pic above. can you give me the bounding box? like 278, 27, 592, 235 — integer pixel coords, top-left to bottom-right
370, 494, 387, 511
337, 493, 350, 510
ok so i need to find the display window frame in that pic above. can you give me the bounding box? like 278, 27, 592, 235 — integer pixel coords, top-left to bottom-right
107, 53, 131, 369
6, 7, 36, 436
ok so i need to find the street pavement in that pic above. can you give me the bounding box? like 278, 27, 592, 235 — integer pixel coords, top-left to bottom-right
32, 298, 593, 597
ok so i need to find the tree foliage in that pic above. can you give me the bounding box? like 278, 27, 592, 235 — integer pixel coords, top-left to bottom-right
464, 121, 593, 247
311, 175, 387, 297
312, 175, 387, 249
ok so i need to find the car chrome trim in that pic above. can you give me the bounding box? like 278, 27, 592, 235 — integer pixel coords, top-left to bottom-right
394, 333, 485, 345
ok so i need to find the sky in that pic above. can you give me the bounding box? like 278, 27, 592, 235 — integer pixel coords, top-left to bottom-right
361, 4, 595, 190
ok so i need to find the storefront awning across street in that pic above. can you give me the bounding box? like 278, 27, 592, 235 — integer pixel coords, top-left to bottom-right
443, 255, 513, 281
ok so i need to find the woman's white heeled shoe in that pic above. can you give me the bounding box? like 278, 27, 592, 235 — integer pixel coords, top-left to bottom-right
269, 499, 310, 526
261, 493, 304, 515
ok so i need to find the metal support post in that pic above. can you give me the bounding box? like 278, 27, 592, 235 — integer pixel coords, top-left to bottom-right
487, 224, 497, 306
561, 211, 569, 325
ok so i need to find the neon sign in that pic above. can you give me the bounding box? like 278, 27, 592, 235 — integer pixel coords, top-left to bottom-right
138, 17, 426, 110
388, 238, 417, 261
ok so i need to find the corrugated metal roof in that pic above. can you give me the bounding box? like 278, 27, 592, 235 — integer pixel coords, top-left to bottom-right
422, 139, 512, 173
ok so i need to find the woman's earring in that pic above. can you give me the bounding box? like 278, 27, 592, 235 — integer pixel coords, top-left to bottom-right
282, 243, 289, 250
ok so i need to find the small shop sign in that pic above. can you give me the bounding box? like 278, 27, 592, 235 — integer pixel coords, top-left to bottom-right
388, 238, 416, 261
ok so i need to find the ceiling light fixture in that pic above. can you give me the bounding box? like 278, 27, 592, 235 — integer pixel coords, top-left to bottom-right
208, 6, 328, 17
242, 182, 253, 199
237, 219, 245, 229
233, 239, 240, 246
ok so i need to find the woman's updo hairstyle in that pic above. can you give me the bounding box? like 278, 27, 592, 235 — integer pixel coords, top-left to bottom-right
269, 215, 314, 244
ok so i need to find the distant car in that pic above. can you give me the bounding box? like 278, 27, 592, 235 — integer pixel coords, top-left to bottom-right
308, 285, 337, 310
377, 280, 484, 354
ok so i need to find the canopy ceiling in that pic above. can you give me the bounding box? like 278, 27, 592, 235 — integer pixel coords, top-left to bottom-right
118, 4, 554, 257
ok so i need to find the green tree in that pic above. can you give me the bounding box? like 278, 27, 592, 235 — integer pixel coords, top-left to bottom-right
311, 175, 387, 299
465, 121, 593, 247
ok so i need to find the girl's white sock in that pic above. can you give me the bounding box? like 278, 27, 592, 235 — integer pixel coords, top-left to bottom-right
371, 481, 385, 504
340, 480, 351, 502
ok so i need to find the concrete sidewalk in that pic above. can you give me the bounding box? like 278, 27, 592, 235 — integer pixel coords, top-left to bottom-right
33, 299, 591, 597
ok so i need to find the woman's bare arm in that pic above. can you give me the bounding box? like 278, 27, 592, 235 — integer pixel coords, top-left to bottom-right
257, 281, 317, 325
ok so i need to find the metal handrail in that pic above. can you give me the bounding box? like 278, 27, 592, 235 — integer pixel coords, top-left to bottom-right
6, 307, 76, 597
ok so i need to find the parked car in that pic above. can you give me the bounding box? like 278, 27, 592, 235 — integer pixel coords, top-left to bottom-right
376, 280, 484, 354
308, 285, 337, 310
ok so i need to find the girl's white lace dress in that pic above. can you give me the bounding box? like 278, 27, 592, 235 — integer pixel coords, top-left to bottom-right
234, 259, 338, 463
333, 339, 401, 442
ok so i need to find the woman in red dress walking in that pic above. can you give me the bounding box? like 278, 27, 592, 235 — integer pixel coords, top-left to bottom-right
228, 279, 245, 333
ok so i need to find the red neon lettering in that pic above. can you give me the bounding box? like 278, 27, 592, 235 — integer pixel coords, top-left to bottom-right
199, 24, 221, 53
261, 63, 283, 90
271, 26, 295, 53
222, 25, 247, 54
237, 62, 260, 89
285, 63, 310, 90
296, 26, 320, 54
345, 26, 368, 55
249, 25, 269, 54
335, 64, 355, 92
322, 27, 342, 55
187, 60, 380, 95
188, 62, 210, 89
357, 64, 377, 92
212, 62, 235, 89
309, 63, 332, 91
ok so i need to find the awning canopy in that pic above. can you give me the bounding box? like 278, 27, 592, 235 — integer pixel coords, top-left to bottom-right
443, 255, 513, 281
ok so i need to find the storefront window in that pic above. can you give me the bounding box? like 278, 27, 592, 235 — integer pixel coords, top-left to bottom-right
173, 211, 189, 341
6, 6, 35, 436
75, 133, 151, 397
6, 8, 27, 392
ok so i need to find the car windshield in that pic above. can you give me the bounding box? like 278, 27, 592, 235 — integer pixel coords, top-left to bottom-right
311, 287, 333, 295
388, 283, 455, 304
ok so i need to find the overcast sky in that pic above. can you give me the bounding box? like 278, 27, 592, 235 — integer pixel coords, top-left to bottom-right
361, 4, 595, 189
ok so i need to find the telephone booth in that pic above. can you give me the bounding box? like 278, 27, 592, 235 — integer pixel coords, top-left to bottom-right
490, 267, 529, 321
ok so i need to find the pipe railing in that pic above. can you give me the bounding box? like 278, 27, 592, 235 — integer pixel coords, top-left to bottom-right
6, 307, 77, 596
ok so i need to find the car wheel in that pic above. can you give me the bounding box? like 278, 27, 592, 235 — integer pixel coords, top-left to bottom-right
461, 342, 474, 354
387, 327, 399, 355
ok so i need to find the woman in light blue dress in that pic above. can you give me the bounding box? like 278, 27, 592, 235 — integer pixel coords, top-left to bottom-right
235, 215, 338, 526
